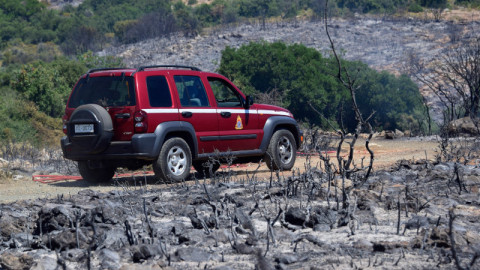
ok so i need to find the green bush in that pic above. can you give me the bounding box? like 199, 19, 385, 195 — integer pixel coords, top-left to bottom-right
418, 0, 448, 8
340, 65, 425, 132
408, 3, 424, 12
11, 62, 69, 117
0, 89, 61, 145
455, 0, 480, 8
0, 0, 60, 49
337, 0, 410, 13
219, 42, 426, 133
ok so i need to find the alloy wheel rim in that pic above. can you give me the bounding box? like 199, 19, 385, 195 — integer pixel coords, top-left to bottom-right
167, 146, 187, 176
278, 136, 293, 164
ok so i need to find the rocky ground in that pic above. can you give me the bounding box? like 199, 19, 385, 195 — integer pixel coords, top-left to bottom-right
41, 0, 83, 9
1, 137, 479, 269
102, 14, 480, 74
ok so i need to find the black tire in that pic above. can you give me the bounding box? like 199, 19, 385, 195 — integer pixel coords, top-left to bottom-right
78, 161, 115, 183
265, 129, 297, 171
192, 160, 221, 178
153, 138, 192, 182
68, 104, 113, 154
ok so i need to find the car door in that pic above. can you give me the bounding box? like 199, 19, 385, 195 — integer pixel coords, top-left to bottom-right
173, 74, 219, 154
206, 77, 261, 152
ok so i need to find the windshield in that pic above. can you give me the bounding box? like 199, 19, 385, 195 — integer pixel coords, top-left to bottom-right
68, 76, 136, 108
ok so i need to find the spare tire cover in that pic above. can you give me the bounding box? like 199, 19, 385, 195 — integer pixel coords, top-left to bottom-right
68, 104, 113, 154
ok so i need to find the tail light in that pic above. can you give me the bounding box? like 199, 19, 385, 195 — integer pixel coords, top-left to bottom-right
134, 110, 148, 133
62, 114, 68, 135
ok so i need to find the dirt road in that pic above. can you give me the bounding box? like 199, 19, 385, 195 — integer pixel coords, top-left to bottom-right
0, 138, 439, 203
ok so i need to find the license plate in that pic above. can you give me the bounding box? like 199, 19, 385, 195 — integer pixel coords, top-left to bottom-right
75, 124, 94, 134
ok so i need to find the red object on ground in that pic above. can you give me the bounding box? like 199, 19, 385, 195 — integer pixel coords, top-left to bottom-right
32, 175, 83, 184
32, 171, 156, 184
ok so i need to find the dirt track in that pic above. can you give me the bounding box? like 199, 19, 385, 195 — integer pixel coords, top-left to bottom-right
0, 138, 438, 203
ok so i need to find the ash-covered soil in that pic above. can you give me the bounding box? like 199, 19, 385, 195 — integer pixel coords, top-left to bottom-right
1, 157, 479, 269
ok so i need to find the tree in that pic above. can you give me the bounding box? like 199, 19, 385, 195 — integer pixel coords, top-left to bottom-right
419, 0, 448, 21
419, 0, 448, 8
11, 62, 69, 117
173, 2, 200, 37
219, 41, 424, 132
119, 11, 177, 43
337, 0, 409, 13
455, 0, 480, 8
343, 63, 424, 131
412, 37, 480, 122
8, 53, 121, 118
61, 25, 104, 55
309, 0, 375, 212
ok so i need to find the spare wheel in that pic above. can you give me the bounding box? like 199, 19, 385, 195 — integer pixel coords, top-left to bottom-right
68, 104, 113, 154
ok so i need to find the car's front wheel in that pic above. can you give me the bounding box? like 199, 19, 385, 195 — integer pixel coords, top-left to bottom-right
78, 161, 116, 184
153, 138, 192, 182
265, 129, 297, 171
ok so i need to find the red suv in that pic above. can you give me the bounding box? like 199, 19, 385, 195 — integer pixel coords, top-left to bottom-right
61, 66, 302, 183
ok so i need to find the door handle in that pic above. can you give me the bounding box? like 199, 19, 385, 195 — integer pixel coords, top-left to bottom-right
220, 111, 231, 118
182, 111, 193, 118
115, 113, 131, 119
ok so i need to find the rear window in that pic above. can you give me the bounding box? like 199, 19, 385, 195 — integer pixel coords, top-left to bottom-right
147, 76, 172, 107
68, 76, 136, 108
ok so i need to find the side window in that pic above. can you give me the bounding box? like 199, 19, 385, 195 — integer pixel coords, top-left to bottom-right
174, 75, 210, 107
147, 76, 172, 107
208, 78, 242, 107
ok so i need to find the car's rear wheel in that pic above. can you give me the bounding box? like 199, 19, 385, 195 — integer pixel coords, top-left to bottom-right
265, 129, 297, 171
192, 160, 221, 178
153, 138, 192, 182
78, 161, 116, 184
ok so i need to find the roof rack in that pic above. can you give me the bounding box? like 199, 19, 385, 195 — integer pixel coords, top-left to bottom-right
86, 68, 130, 74
136, 65, 201, 72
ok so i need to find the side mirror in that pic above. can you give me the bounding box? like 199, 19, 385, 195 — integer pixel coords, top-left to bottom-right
245, 95, 254, 108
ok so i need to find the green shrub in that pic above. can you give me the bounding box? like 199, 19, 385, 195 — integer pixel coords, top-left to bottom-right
408, 3, 424, 12
455, 0, 480, 8
11, 63, 67, 117
219, 42, 426, 133
337, 0, 410, 13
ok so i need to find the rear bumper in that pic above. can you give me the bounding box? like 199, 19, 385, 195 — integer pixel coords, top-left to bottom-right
61, 134, 158, 161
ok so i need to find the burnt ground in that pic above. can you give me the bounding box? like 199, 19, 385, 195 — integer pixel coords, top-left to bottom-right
0, 138, 479, 269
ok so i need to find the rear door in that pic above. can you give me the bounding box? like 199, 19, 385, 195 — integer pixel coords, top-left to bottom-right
172, 74, 219, 154
107, 78, 136, 141
141, 73, 179, 131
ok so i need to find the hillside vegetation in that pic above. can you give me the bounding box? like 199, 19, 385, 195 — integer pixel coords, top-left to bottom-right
0, 0, 476, 145
219, 42, 425, 132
